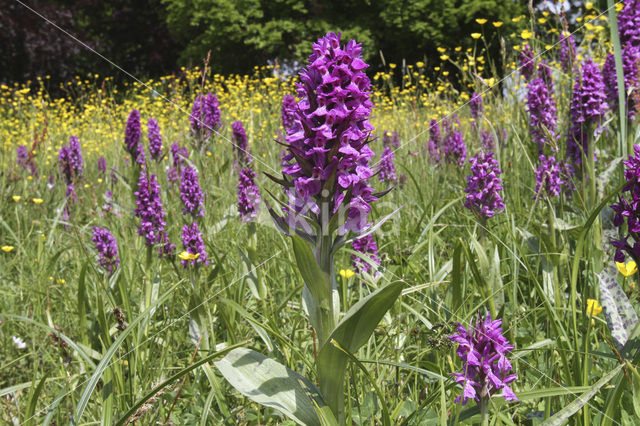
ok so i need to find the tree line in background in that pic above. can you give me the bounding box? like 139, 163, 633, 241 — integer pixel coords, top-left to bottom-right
2, 0, 534, 86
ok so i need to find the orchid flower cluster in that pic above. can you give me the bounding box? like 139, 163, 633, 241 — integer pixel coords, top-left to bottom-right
611, 145, 640, 263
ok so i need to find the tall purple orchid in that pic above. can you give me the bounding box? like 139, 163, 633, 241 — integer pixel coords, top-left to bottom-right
232, 120, 252, 169
237, 168, 261, 222
464, 151, 505, 220
526, 77, 558, 153
124, 109, 146, 166
148, 118, 163, 161
611, 145, 640, 263
190, 93, 221, 144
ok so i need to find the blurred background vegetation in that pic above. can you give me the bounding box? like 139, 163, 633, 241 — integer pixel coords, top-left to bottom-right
0, 0, 533, 86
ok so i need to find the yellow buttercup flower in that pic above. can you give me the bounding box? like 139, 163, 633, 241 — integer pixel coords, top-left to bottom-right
32, 198, 43, 204
585, 1, 593, 10
12, 195, 21, 202
389, 63, 397, 69
616, 260, 638, 277
1, 246, 15, 253
437, 47, 446, 53
471, 33, 482, 39
339, 269, 355, 279
416, 61, 425, 68
586, 299, 602, 316
178, 251, 200, 261
476, 18, 487, 25
492, 21, 503, 28
521, 29, 534, 39
440, 55, 449, 61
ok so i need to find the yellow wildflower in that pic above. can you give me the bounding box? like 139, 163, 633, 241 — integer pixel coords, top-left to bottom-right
585, 1, 593, 10
437, 47, 446, 53
476, 18, 487, 25
339, 269, 355, 279
586, 299, 602, 316
416, 61, 425, 68
2, 246, 15, 253
440, 55, 449, 61
493, 21, 503, 28
616, 261, 638, 277
178, 251, 200, 261
521, 29, 534, 39
471, 33, 482, 39
33, 198, 43, 204
12, 195, 21, 202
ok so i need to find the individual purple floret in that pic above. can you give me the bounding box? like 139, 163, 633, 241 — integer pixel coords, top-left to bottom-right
351, 234, 380, 273
134, 171, 167, 246
148, 118, 163, 161
232, 120, 252, 169
282, 94, 297, 131
237, 168, 261, 222
603, 46, 640, 119
378, 146, 398, 184
59, 136, 84, 185
558, 32, 576, 73
98, 156, 106, 175
464, 151, 505, 219
470, 92, 483, 121
383, 131, 400, 149
179, 166, 205, 217
91, 226, 120, 275
610, 144, 640, 263
480, 130, 495, 152
443, 130, 467, 167
428, 119, 441, 163
526, 77, 558, 153
281, 32, 377, 235
519, 44, 535, 80
534, 155, 565, 199
618, 0, 640, 48
449, 313, 518, 406
180, 222, 208, 267
566, 59, 608, 167
190, 93, 221, 142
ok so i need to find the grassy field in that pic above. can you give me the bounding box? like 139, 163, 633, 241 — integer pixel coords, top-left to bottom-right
1, 3, 640, 425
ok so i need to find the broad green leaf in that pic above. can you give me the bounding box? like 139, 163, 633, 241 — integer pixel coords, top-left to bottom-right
540, 364, 623, 426
214, 347, 323, 426
317, 281, 403, 418
597, 260, 638, 350
291, 235, 330, 303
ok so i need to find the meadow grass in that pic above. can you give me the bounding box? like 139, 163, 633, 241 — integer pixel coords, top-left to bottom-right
1, 3, 640, 425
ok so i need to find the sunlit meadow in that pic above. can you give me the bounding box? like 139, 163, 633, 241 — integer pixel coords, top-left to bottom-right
1, 2, 640, 425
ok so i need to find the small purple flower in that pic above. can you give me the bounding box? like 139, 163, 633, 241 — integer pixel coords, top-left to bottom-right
97, 156, 106, 175
282, 94, 297, 131
124, 109, 145, 165
534, 155, 565, 199
428, 120, 441, 163
16, 145, 28, 167
519, 44, 535, 80
480, 130, 495, 152
610, 144, 640, 263
443, 130, 467, 167
378, 146, 397, 184
449, 313, 518, 406
526, 77, 558, 152
566, 59, 608, 167
168, 142, 189, 183
469, 92, 483, 121
618, 0, 640, 48
237, 168, 261, 222
464, 151, 505, 219
351, 234, 380, 273
383, 131, 400, 149
58, 136, 84, 185
232, 121, 252, 169
190, 93, 221, 142
91, 226, 120, 275
179, 166, 205, 217
134, 171, 167, 246
180, 222, 208, 267
558, 32, 576, 73
148, 118, 163, 161
537, 61, 554, 93
603, 46, 640, 119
